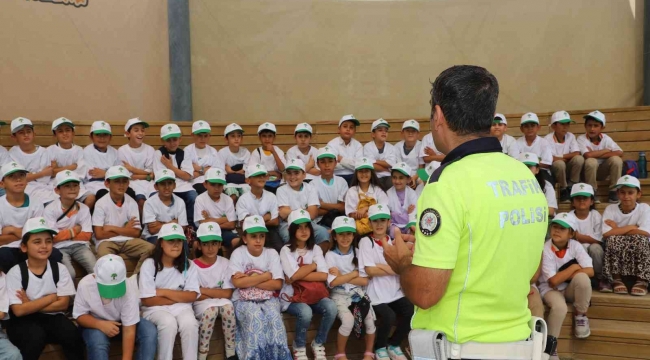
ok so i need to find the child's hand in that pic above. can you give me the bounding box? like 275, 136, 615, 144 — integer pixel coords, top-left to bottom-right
264, 272, 274, 281
329, 267, 340, 276
121, 161, 135, 173
40, 166, 53, 178
337, 155, 343, 162
98, 320, 121, 338
424, 147, 435, 156
263, 144, 275, 152
125, 217, 140, 229
202, 210, 211, 220
73, 225, 82, 235
605, 220, 618, 229
16, 289, 28, 303
358, 208, 368, 217
160, 155, 174, 170
410, 175, 418, 189
3, 226, 22, 238
232, 272, 246, 279
169, 219, 179, 224
409, 225, 416, 234
89, 168, 106, 179
407, 205, 415, 214
284, 275, 293, 285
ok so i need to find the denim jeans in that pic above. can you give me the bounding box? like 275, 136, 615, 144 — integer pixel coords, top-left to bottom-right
0, 331, 21, 360
60, 243, 97, 279
81, 318, 158, 360
279, 221, 330, 245
286, 298, 337, 348
175, 190, 198, 227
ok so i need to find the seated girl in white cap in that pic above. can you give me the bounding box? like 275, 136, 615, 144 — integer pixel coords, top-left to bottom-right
519, 152, 557, 218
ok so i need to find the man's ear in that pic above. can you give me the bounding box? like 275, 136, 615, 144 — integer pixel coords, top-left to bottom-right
432, 104, 447, 132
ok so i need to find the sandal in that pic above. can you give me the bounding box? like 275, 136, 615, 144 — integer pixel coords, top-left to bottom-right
363, 352, 375, 360
612, 279, 628, 294
334, 354, 348, 360
631, 280, 648, 296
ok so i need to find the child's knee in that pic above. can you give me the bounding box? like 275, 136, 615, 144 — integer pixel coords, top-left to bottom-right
338, 312, 355, 336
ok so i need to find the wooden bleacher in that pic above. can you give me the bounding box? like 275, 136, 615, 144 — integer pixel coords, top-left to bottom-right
1, 106, 648, 360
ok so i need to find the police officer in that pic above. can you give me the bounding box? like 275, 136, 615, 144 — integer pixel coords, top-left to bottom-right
382, 65, 549, 359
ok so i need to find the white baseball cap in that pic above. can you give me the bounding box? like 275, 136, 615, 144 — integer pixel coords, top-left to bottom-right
257, 122, 277, 134
288, 209, 311, 226
551, 213, 577, 231
339, 114, 360, 127
519, 152, 540, 166
392, 162, 411, 177
52, 117, 75, 132
355, 157, 374, 171
11, 117, 33, 134
242, 215, 268, 234
246, 163, 268, 178
550, 111, 574, 125
317, 146, 337, 160
570, 183, 594, 198
154, 169, 176, 183
196, 222, 222, 242
90, 120, 112, 135
94, 254, 127, 299
105, 165, 131, 180
332, 216, 356, 234
54, 170, 81, 187
161, 123, 182, 140
494, 113, 507, 125
285, 158, 306, 172
371, 118, 390, 131
124, 117, 149, 133
417, 163, 436, 182
0, 161, 27, 179
294, 123, 312, 134
22, 217, 57, 239
520, 112, 539, 126
402, 119, 420, 131
584, 110, 606, 126
407, 212, 417, 228
224, 123, 244, 137
158, 223, 186, 241
616, 175, 641, 190
368, 204, 390, 221
205, 167, 226, 185
192, 120, 211, 135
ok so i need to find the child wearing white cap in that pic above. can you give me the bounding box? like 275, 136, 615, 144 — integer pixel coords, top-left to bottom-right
327, 115, 363, 185
344, 158, 389, 237
142, 169, 189, 244
516, 112, 554, 182
490, 113, 520, 158
600, 175, 650, 296
0, 265, 21, 360
118, 117, 155, 209
228, 215, 291, 360
312, 146, 349, 227
194, 168, 239, 248
82, 120, 122, 197
184, 120, 225, 195
363, 119, 397, 192
286, 123, 320, 181
218, 123, 251, 187
247, 122, 287, 181
544, 111, 585, 203
44, 170, 96, 279
394, 120, 423, 187
73, 254, 157, 360
519, 152, 557, 218
139, 223, 200, 360
419, 130, 444, 171
386, 163, 417, 242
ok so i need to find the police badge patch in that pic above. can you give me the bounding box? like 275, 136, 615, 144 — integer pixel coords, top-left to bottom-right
419, 208, 441, 236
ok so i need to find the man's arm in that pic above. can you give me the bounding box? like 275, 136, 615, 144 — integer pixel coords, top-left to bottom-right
400, 265, 452, 309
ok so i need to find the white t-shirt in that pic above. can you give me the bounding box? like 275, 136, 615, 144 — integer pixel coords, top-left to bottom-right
0, 273, 9, 322
82, 145, 121, 194
344, 185, 389, 216
311, 176, 349, 223
276, 182, 320, 220
538, 239, 593, 297
499, 134, 520, 158
325, 248, 367, 293
47, 144, 85, 172
570, 209, 603, 243
0, 195, 44, 248
142, 195, 188, 238
194, 192, 237, 225
419, 133, 443, 169
92, 194, 142, 247
192, 257, 234, 316
184, 144, 224, 185
43, 199, 93, 249
218, 147, 251, 169
386, 187, 418, 228
394, 140, 423, 175
544, 180, 558, 210
7, 260, 76, 314
235, 190, 279, 222
138, 258, 200, 318
73, 275, 140, 326
516, 136, 553, 166
227, 247, 283, 302
327, 137, 363, 176
248, 146, 287, 174
0, 147, 9, 169
544, 132, 580, 158
152, 149, 194, 193
358, 236, 404, 305
9, 146, 57, 204
601, 203, 650, 235
576, 134, 623, 165
363, 141, 397, 178
118, 144, 155, 197
286, 146, 319, 180
279, 245, 328, 310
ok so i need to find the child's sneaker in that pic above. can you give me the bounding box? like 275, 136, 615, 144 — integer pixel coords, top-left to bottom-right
293, 347, 308, 360
574, 314, 591, 338
387, 345, 407, 360
559, 188, 571, 203
375, 347, 390, 360
310, 340, 327, 360
608, 191, 619, 203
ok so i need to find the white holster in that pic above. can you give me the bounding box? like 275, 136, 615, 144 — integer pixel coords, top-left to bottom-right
408, 317, 549, 360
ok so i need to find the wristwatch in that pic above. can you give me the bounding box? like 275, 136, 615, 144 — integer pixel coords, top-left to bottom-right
146, 173, 151, 181
199, 166, 205, 176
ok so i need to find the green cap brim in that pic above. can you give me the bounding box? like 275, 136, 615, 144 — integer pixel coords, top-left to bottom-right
247, 171, 267, 178
369, 214, 391, 221
417, 168, 430, 182
155, 176, 176, 184
340, 120, 360, 126
97, 280, 126, 299
107, 175, 130, 180
245, 226, 268, 234
551, 219, 572, 229
28, 228, 58, 236
295, 129, 312, 134
407, 221, 416, 228
285, 165, 305, 172
493, 119, 505, 124
553, 119, 575, 124
2, 169, 28, 179
56, 178, 80, 187
402, 126, 419, 131
583, 115, 605, 124
0, 121, 6, 126
199, 235, 223, 242
392, 169, 410, 177
570, 192, 593, 198
193, 129, 211, 134
291, 217, 311, 225
317, 154, 336, 160
523, 161, 539, 167
92, 130, 112, 135
161, 234, 187, 241
162, 133, 181, 140
355, 165, 374, 171
520, 121, 539, 125
333, 226, 356, 234
206, 179, 226, 185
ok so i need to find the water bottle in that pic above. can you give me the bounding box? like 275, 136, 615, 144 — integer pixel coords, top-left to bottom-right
639, 152, 648, 179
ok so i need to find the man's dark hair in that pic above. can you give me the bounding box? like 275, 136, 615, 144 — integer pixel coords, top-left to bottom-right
430, 65, 499, 136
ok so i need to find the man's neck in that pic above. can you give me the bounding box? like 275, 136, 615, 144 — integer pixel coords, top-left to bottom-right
443, 134, 481, 156
5, 191, 26, 207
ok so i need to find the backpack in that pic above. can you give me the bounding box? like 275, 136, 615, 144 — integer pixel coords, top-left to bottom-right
19, 259, 60, 291
158, 146, 185, 168
622, 160, 640, 178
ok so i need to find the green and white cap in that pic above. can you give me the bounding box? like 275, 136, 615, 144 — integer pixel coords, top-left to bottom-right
616, 175, 641, 190
0, 161, 27, 179
124, 117, 149, 133
55, 170, 81, 187
90, 121, 112, 135
246, 163, 268, 178
519, 152, 539, 166
392, 162, 411, 177
286, 158, 305, 172
407, 212, 417, 228
192, 120, 211, 134
242, 215, 268, 234
417, 163, 436, 182
161, 123, 182, 140
11, 117, 33, 134
52, 117, 75, 131
551, 213, 577, 231
550, 111, 574, 125
196, 222, 222, 242
371, 118, 390, 131
494, 113, 507, 125
402, 119, 420, 131
154, 169, 176, 183
105, 165, 131, 180
355, 157, 374, 171
368, 204, 390, 221
331, 216, 356, 233
520, 112, 539, 125
317, 146, 337, 160
339, 114, 360, 127
570, 183, 594, 198
288, 209, 311, 226
21, 217, 58, 239
94, 254, 127, 299
257, 122, 277, 134
584, 110, 606, 126
294, 123, 312, 134
205, 167, 226, 185
224, 123, 244, 137
158, 223, 186, 241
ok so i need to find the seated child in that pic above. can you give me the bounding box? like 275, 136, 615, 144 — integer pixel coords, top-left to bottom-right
82, 121, 122, 199
193, 222, 236, 360
8, 117, 56, 205
386, 163, 417, 242
520, 152, 557, 218
327, 115, 363, 185
516, 113, 554, 183
248, 122, 286, 184
491, 113, 520, 158
415, 163, 435, 198
344, 158, 389, 237
73, 254, 157, 360
218, 123, 250, 196
358, 205, 413, 360
0, 268, 20, 360
286, 123, 320, 181
6, 217, 83, 360
312, 147, 348, 228
44, 170, 96, 279
363, 119, 397, 191
118, 117, 155, 211
185, 120, 224, 194
194, 168, 239, 248
577, 110, 624, 204
92, 166, 155, 273
142, 169, 188, 244
419, 131, 445, 171
600, 175, 650, 296
394, 120, 423, 188
545, 111, 585, 203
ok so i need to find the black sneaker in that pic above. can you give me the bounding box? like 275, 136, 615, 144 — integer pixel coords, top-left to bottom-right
559, 188, 571, 203
608, 191, 619, 203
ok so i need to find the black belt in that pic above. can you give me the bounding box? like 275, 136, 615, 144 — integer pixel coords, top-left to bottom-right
88, 178, 105, 182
